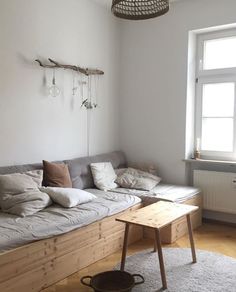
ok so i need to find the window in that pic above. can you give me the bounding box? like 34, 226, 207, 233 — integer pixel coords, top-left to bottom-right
203, 36, 236, 70
195, 29, 236, 160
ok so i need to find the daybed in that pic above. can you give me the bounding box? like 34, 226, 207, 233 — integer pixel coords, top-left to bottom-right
0, 151, 202, 292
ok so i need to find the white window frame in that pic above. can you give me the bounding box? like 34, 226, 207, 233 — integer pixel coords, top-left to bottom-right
197, 29, 236, 76
195, 29, 236, 160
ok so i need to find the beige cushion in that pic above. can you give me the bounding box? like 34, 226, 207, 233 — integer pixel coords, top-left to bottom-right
128, 162, 159, 176
24, 170, 43, 187
40, 187, 97, 208
115, 168, 127, 176
0, 173, 51, 217
116, 168, 161, 191
90, 162, 118, 191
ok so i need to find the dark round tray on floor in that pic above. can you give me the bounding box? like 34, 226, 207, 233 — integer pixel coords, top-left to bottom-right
81, 270, 145, 292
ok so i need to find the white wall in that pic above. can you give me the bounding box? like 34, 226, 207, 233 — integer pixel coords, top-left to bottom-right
119, 0, 236, 184
0, 0, 120, 166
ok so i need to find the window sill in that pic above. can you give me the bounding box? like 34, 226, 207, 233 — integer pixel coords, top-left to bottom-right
183, 158, 236, 166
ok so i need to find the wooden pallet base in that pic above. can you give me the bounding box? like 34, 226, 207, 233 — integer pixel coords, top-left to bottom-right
143, 194, 202, 243
0, 204, 143, 292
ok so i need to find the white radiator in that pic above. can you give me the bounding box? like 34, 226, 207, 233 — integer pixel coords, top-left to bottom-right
194, 170, 236, 214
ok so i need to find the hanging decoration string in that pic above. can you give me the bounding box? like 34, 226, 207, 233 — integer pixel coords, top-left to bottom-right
87, 75, 92, 156
72, 71, 78, 96
79, 73, 84, 104
94, 74, 99, 108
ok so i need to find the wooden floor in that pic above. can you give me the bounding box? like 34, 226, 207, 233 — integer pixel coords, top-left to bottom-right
44, 223, 236, 292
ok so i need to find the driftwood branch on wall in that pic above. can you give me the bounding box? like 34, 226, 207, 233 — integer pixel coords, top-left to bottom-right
35, 58, 104, 76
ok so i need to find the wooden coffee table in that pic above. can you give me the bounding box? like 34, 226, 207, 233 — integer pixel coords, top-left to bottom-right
116, 201, 199, 290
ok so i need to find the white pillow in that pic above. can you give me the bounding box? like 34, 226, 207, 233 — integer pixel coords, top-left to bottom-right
90, 162, 118, 191
40, 187, 97, 208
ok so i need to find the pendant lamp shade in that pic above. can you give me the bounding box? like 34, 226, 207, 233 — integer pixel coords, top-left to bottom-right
111, 0, 169, 20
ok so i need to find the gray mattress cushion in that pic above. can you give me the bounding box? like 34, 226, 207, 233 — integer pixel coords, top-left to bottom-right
0, 189, 140, 253
111, 184, 201, 204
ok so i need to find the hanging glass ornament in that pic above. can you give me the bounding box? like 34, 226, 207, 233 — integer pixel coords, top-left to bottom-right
79, 74, 86, 107
79, 74, 100, 110
48, 69, 60, 97
86, 75, 93, 109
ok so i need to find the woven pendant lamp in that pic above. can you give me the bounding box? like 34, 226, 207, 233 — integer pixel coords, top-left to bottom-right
111, 0, 169, 20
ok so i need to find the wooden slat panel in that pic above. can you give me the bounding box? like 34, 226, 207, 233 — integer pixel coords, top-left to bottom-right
0, 203, 143, 292
1, 230, 139, 292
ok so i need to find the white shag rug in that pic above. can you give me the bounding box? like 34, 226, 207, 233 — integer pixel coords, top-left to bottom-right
115, 248, 236, 292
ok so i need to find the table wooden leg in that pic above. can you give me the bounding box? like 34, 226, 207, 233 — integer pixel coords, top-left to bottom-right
153, 229, 157, 252
153, 242, 157, 252
186, 214, 197, 263
154, 228, 167, 290
120, 223, 130, 271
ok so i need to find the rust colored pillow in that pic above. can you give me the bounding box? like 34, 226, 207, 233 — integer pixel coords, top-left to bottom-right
43, 160, 72, 188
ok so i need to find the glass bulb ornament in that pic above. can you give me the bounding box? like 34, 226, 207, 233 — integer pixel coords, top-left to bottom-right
48, 70, 60, 98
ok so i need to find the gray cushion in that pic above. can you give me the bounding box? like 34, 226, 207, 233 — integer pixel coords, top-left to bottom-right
0, 163, 42, 175
0, 151, 127, 190
65, 151, 127, 189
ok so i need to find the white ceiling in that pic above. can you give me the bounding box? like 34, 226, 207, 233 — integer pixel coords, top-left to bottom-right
93, 0, 182, 9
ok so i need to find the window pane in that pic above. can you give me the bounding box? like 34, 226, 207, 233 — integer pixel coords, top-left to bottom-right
202, 83, 235, 117
201, 118, 234, 152
204, 36, 236, 70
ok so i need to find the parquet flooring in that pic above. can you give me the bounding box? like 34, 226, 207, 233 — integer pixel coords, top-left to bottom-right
43, 223, 236, 292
